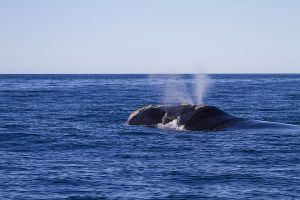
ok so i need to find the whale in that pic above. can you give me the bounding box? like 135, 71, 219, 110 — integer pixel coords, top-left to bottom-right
127, 104, 299, 131
127, 104, 244, 131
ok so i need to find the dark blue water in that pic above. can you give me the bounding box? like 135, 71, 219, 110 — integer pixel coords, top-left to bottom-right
0, 74, 299, 200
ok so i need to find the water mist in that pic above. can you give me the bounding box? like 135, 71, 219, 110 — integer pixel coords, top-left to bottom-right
148, 74, 212, 105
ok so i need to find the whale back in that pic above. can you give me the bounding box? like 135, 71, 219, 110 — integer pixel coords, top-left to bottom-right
127, 105, 166, 126
128, 104, 244, 131
181, 105, 241, 130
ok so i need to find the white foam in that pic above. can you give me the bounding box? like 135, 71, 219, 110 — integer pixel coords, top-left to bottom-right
157, 119, 185, 131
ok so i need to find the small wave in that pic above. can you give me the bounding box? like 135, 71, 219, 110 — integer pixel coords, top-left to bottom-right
157, 119, 185, 131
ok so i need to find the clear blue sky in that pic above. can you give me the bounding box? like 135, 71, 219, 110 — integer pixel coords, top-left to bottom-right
1, 0, 299, 73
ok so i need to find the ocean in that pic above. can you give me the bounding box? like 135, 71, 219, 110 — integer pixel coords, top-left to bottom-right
0, 74, 299, 199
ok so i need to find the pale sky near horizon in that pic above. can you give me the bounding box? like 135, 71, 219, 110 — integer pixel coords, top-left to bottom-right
0, 0, 299, 74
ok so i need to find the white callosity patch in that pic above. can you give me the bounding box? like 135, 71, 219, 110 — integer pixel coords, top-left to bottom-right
127, 109, 141, 123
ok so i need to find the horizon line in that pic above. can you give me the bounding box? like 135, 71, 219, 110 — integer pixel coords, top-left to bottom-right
0, 73, 299, 75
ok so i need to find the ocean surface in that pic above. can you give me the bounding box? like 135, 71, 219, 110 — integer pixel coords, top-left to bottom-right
0, 74, 299, 200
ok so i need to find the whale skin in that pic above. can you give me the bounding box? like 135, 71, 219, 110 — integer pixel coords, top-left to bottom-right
127, 104, 245, 131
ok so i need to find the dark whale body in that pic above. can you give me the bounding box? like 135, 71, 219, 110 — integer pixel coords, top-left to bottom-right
127, 104, 245, 131
127, 104, 299, 131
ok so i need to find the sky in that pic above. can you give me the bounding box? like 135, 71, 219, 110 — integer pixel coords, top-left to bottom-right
0, 0, 299, 74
